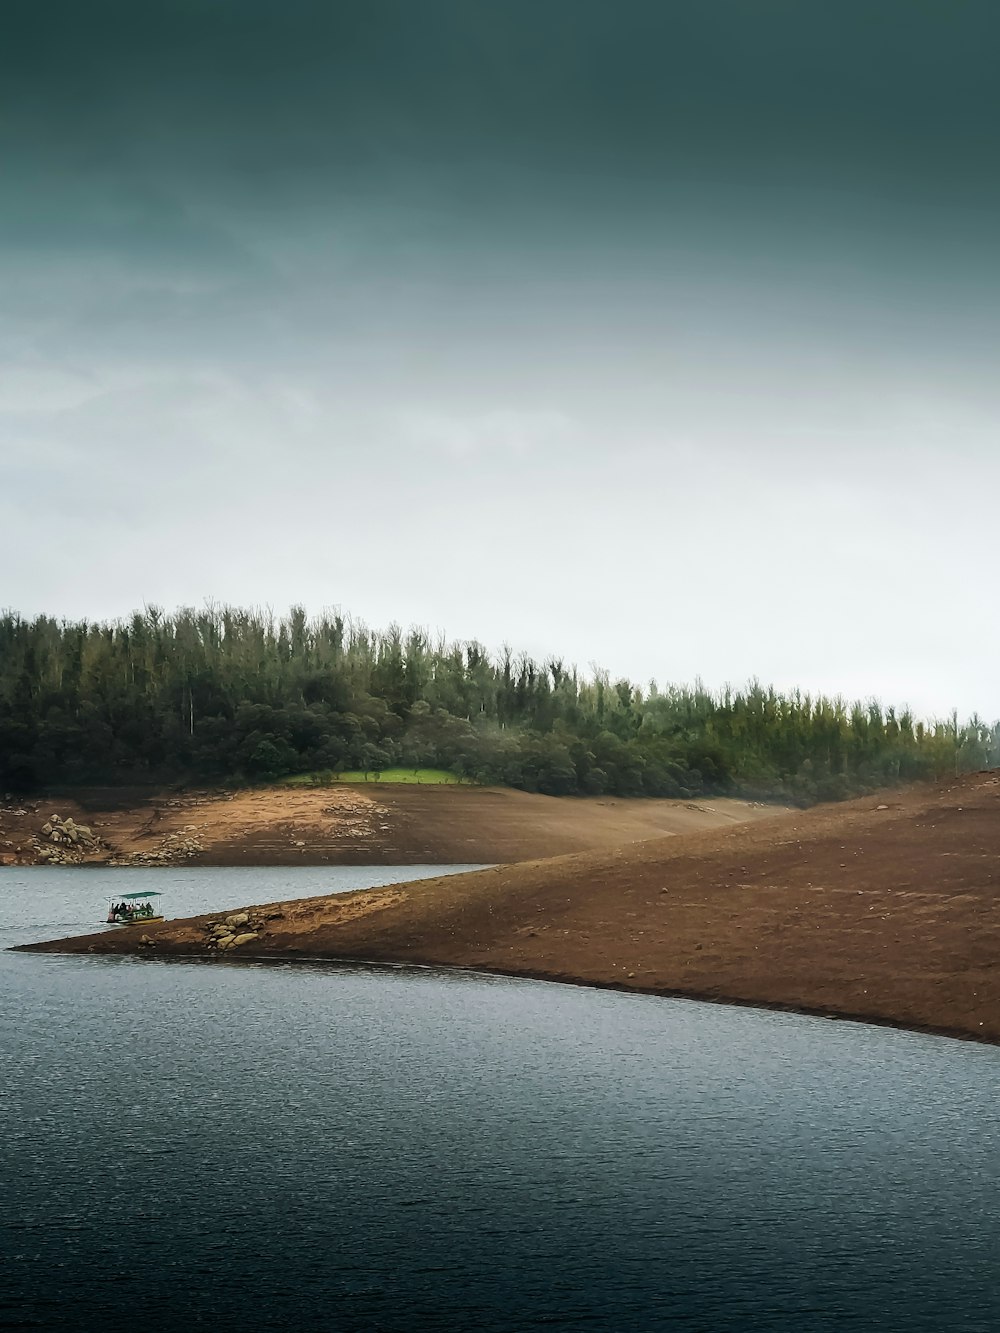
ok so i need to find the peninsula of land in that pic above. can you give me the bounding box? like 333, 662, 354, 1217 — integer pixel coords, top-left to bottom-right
19, 772, 1000, 1045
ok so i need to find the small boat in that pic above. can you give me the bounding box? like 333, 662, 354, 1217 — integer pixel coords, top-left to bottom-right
105, 891, 165, 926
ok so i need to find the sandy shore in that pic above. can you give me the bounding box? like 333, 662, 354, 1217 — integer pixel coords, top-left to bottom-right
18, 771, 1000, 1045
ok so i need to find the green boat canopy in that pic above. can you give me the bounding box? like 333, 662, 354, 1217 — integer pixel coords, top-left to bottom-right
113, 892, 163, 900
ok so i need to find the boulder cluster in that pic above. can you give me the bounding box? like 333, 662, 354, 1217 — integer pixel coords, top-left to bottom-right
318, 798, 391, 844
108, 830, 204, 867
202, 908, 283, 952
33, 814, 102, 865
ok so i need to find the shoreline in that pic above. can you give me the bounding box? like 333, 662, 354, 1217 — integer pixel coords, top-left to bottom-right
55, 945, 1000, 1048
17, 770, 1000, 1048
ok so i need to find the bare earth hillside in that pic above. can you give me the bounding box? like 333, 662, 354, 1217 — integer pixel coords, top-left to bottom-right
20, 772, 1000, 1044
0, 784, 782, 866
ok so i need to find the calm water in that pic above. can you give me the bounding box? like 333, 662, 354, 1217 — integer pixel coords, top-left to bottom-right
3, 868, 1000, 1331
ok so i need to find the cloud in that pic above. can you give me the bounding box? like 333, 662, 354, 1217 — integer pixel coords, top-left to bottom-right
2, 0, 1000, 719
396, 407, 575, 459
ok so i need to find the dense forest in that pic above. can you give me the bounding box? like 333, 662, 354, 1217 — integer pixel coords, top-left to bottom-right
1, 605, 996, 803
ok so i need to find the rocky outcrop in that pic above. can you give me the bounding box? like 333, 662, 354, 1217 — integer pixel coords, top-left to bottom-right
319, 799, 390, 844
201, 907, 284, 952
108, 830, 205, 866
30, 813, 104, 865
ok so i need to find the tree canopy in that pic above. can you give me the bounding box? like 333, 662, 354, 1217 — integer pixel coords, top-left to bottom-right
1, 604, 995, 802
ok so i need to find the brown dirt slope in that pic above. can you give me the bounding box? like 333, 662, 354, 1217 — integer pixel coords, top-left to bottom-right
0, 785, 782, 866
21, 772, 1000, 1044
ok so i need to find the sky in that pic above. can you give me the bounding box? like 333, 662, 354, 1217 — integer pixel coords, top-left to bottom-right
3, 0, 999, 720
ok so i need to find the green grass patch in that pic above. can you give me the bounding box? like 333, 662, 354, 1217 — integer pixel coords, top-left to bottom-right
281, 767, 465, 787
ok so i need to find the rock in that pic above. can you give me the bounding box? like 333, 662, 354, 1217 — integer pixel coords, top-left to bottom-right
217, 936, 235, 949
41, 822, 52, 836
225, 912, 250, 928
139, 935, 155, 947
876, 804, 889, 811
231, 932, 258, 947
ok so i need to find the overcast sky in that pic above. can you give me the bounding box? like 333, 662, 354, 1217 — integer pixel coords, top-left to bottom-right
3, 1, 999, 719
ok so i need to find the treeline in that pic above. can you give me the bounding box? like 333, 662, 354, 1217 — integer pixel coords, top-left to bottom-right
1, 605, 996, 803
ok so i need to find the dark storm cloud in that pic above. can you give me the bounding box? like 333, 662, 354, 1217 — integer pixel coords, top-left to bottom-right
5, 0, 1000, 205
5, 0, 1000, 371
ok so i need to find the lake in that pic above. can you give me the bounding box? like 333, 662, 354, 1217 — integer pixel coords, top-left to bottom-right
3, 866, 1000, 1331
